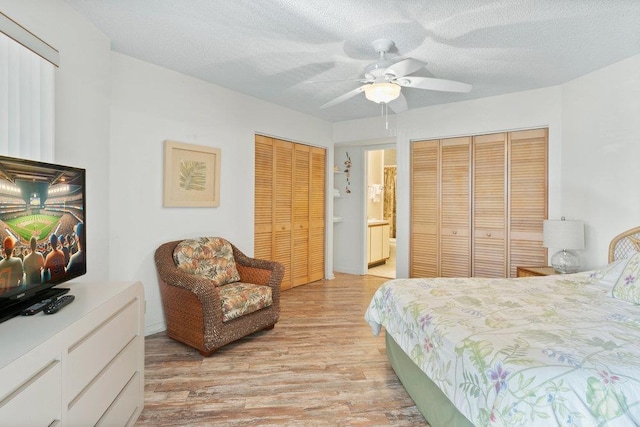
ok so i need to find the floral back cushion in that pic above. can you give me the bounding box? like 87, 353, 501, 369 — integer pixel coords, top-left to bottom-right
612, 252, 640, 304
173, 237, 241, 286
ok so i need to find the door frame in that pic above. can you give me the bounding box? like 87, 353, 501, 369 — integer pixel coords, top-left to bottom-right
363, 144, 397, 275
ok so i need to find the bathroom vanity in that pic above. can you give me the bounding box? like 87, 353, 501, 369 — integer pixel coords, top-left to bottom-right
367, 220, 390, 267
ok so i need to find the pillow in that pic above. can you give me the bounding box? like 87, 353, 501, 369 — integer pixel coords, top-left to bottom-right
588, 250, 639, 287
611, 252, 640, 304
589, 259, 628, 287
173, 237, 241, 286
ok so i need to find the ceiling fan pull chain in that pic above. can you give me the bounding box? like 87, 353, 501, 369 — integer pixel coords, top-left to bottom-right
385, 103, 388, 130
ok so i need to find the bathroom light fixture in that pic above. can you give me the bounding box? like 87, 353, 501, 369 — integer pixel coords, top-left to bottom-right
543, 217, 585, 273
364, 82, 401, 104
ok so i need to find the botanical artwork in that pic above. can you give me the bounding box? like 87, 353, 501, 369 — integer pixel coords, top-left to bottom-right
163, 140, 221, 207
179, 160, 207, 191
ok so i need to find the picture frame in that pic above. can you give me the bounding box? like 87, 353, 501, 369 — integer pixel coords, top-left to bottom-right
163, 140, 221, 207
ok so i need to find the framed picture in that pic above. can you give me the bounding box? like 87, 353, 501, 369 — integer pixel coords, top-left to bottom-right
163, 140, 221, 207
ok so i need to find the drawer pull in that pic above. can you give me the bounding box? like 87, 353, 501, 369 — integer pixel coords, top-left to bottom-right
486, 232, 492, 237
452, 230, 457, 235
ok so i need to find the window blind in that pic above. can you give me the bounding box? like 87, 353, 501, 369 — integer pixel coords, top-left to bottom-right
0, 13, 56, 162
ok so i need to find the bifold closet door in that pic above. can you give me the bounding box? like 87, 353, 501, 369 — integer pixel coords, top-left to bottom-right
254, 135, 325, 290
293, 144, 326, 285
508, 128, 548, 277
410, 137, 470, 277
309, 147, 326, 282
273, 139, 294, 289
253, 136, 294, 289
292, 144, 310, 287
410, 140, 439, 277
254, 135, 274, 261
472, 133, 507, 277
439, 137, 471, 277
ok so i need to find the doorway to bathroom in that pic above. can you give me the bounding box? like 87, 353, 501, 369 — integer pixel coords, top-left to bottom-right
366, 148, 396, 279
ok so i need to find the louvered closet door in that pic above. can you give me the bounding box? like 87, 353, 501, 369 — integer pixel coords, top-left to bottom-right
274, 139, 293, 290
410, 140, 439, 277
440, 137, 471, 277
473, 133, 507, 277
254, 135, 274, 260
292, 144, 310, 287
255, 135, 325, 290
508, 128, 548, 277
309, 147, 325, 282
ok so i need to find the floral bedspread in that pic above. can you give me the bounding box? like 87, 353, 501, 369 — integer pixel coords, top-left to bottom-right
365, 272, 640, 426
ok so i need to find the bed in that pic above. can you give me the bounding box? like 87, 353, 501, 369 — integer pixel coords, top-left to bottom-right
365, 226, 640, 426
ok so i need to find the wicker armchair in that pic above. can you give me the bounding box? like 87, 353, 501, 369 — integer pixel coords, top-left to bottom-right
154, 238, 284, 356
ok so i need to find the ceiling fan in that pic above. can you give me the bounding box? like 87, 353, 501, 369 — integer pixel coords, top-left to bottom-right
320, 39, 472, 113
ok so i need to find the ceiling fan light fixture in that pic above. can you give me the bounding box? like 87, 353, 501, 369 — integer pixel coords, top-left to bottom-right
364, 82, 401, 104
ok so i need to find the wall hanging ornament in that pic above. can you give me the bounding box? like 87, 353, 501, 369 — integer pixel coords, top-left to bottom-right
344, 152, 352, 193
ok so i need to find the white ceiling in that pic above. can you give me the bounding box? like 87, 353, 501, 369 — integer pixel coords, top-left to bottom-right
63, 0, 640, 123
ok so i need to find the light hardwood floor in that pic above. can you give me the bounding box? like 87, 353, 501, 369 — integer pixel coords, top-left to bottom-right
137, 273, 428, 426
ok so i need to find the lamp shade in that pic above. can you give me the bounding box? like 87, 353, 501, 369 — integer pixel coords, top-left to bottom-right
543, 219, 585, 249
364, 82, 401, 104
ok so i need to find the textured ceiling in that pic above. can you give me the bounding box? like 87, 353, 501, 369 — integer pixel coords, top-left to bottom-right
63, 0, 640, 122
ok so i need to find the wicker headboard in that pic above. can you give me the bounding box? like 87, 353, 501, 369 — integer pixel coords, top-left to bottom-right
608, 226, 640, 263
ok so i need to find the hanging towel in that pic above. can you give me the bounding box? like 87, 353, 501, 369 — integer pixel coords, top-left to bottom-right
368, 184, 383, 202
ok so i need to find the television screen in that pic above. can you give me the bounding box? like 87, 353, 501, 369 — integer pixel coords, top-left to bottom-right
0, 155, 85, 321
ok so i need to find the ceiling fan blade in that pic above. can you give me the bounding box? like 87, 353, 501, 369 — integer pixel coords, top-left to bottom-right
388, 93, 408, 113
386, 58, 426, 78
304, 77, 369, 84
396, 76, 472, 93
320, 85, 368, 109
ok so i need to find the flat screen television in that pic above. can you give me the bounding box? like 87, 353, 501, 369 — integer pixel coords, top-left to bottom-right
0, 155, 85, 323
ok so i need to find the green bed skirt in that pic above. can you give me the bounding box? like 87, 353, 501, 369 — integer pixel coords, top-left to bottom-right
386, 333, 474, 427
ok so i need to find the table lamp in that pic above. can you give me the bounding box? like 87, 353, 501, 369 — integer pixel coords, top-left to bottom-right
543, 217, 584, 273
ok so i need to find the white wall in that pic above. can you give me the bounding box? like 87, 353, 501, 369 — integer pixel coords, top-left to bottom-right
334, 87, 563, 278
109, 53, 332, 334
333, 145, 366, 274
560, 54, 640, 268
0, 0, 112, 283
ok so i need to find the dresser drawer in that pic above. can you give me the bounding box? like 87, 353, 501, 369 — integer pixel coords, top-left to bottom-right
66, 299, 139, 402
67, 335, 141, 425
0, 358, 61, 426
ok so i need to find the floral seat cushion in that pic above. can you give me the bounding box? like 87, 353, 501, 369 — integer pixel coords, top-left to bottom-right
173, 237, 241, 286
219, 282, 272, 322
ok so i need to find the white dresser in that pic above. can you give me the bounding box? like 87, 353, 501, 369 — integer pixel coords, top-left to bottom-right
0, 281, 145, 426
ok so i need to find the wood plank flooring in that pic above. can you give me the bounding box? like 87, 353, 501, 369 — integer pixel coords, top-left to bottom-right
137, 273, 428, 426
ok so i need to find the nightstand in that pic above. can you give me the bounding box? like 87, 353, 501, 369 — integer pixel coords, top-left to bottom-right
516, 266, 558, 277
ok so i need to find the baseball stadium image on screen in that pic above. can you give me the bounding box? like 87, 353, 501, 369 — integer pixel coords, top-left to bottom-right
0, 155, 86, 322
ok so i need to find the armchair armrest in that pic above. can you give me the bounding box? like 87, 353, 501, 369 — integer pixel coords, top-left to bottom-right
154, 240, 223, 322
231, 244, 284, 292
